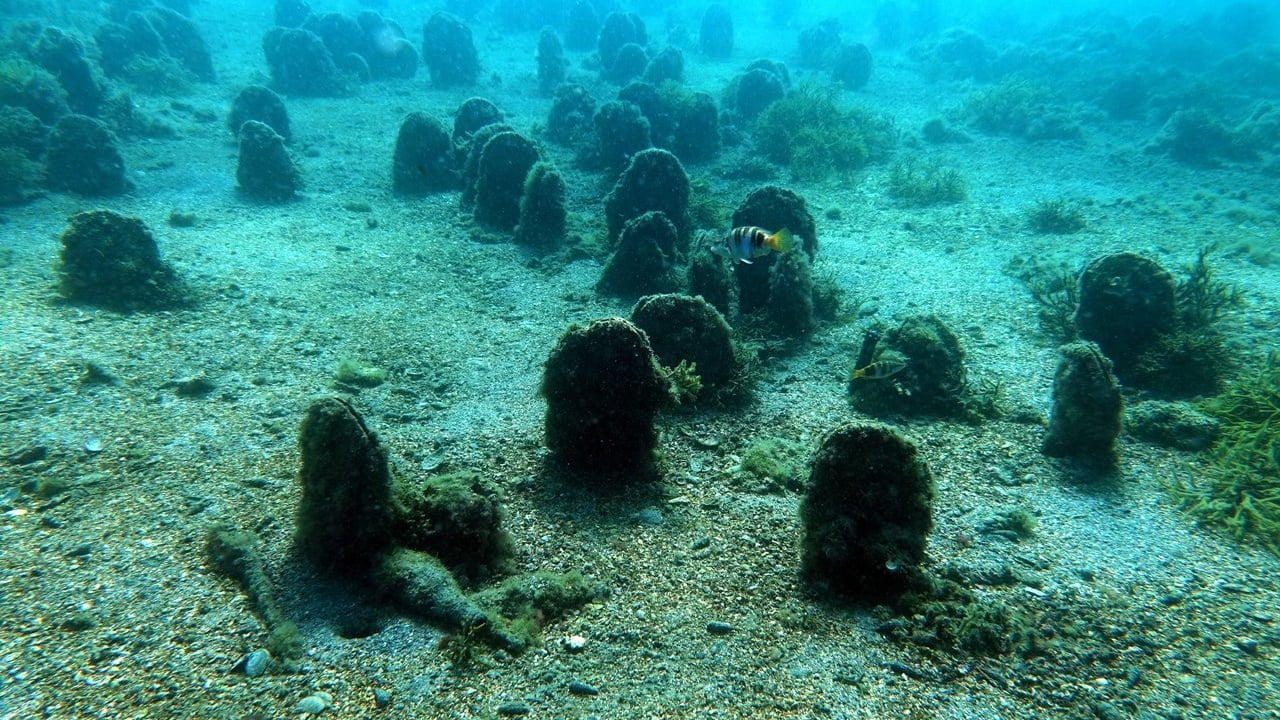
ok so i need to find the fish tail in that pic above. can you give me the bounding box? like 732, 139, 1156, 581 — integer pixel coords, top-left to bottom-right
768, 228, 795, 253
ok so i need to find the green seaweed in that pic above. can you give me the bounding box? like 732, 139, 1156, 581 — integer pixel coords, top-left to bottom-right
755, 83, 895, 181
660, 359, 703, 406
471, 570, 607, 649
1176, 244, 1244, 331
886, 156, 967, 206
1027, 198, 1086, 234
1173, 352, 1280, 554
335, 358, 387, 387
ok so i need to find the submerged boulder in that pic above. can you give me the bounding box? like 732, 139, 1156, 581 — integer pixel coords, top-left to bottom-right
56, 210, 186, 311
236, 120, 299, 202
228, 85, 291, 142
45, 114, 129, 196
541, 318, 669, 476
801, 423, 934, 599
392, 111, 456, 193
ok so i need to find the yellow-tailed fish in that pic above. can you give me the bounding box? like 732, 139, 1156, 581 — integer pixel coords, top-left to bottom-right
851, 359, 907, 381
709, 226, 795, 264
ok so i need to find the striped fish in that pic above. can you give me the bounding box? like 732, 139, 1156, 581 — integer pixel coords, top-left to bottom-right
709, 226, 795, 264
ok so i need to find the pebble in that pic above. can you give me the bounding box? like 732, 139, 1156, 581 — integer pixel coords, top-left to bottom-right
373, 688, 391, 708
496, 701, 530, 715
237, 649, 270, 677
706, 621, 734, 636
568, 680, 599, 696
1237, 637, 1259, 654
293, 692, 333, 715
83, 437, 103, 453
635, 507, 664, 526
564, 635, 587, 653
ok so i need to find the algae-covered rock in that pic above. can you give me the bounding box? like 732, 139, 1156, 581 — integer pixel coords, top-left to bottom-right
850, 314, 997, 422
1041, 341, 1122, 464
422, 12, 479, 87
730, 185, 817, 314
768, 249, 815, 337
801, 423, 934, 599
236, 119, 299, 202
631, 293, 737, 393
1074, 251, 1177, 376
546, 83, 596, 146
262, 27, 349, 97
541, 318, 669, 475
45, 114, 129, 196
296, 398, 395, 576
229, 85, 290, 142
473, 131, 540, 231
1127, 400, 1219, 451
598, 211, 680, 298
699, 4, 734, 59
604, 148, 690, 247
392, 469, 515, 585
56, 210, 185, 311
514, 161, 567, 251
392, 111, 456, 194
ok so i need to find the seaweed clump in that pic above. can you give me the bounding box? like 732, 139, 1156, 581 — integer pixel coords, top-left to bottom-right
886, 156, 967, 206
755, 83, 895, 181
1173, 353, 1280, 555
1027, 198, 1085, 234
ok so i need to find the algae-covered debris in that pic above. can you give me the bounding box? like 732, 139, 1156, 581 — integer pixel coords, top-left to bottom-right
335, 358, 387, 387
205, 523, 304, 662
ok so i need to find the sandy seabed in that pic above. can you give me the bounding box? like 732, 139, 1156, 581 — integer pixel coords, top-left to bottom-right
2, 2, 1279, 719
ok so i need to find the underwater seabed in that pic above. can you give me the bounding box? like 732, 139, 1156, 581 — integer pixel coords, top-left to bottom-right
2, 1, 1280, 719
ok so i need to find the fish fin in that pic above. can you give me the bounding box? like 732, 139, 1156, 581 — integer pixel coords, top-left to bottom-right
768, 228, 795, 253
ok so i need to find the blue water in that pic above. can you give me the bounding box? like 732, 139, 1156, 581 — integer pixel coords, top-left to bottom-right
1, 1, 1277, 718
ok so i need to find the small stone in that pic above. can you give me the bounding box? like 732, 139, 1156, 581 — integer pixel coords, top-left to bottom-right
237, 648, 270, 677
568, 680, 599, 696
373, 688, 391, 708
294, 692, 333, 714
83, 437, 103, 453
1237, 637, 1259, 654
564, 634, 587, 653
706, 621, 734, 635
496, 701, 530, 715
691, 537, 712, 550
635, 507, 664, 525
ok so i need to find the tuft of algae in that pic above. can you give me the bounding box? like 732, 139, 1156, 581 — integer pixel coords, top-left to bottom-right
1173, 351, 1280, 555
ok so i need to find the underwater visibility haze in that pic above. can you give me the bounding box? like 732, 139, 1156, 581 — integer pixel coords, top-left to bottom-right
2, 0, 1279, 717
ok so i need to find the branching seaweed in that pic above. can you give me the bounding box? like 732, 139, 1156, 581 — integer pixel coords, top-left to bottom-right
1173, 352, 1280, 555
1177, 244, 1245, 330
887, 156, 967, 206
755, 82, 896, 181
1018, 263, 1080, 341
1027, 198, 1085, 234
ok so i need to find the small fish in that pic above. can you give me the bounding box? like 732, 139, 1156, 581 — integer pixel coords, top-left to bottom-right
709, 226, 795, 264
851, 359, 907, 381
